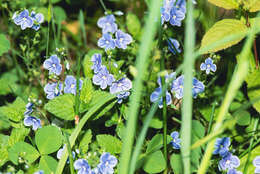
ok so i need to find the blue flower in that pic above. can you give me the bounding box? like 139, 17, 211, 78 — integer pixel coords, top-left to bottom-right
253, 156, 260, 173
175, 0, 186, 14
44, 82, 63, 100
213, 137, 230, 157
200, 58, 217, 74
171, 75, 184, 99
110, 78, 132, 94
169, 7, 185, 26
170, 131, 181, 149
115, 30, 133, 49
97, 152, 118, 174
64, 75, 83, 95
24, 116, 41, 130
163, 0, 175, 11
192, 77, 205, 98
93, 66, 115, 89
43, 55, 62, 76
57, 145, 75, 163
167, 38, 181, 55
98, 33, 116, 50
33, 171, 44, 174
24, 102, 34, 116
161, 7, 171, 25
227, 169, 242, 174
117, 91, 130, 104
91, 53, 102, 73
218, 152, 240, 171
97, 15, 118, 34
31, 11, 44, 31
12, 10, 34, 30
157, 72, 176, 87
150, 87, 172, 108
74, 159, 92, 174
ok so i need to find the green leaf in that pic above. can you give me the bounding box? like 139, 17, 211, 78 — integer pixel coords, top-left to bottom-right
8, 141, 40, 165
79, 129, 92, 154
0, 70, 19, 95
126, 13, 141, 38
44, 94, 75, 120
80, 78, 94, 104
208, 0, 239, 10
238, 145, 260, 173
35, 125, 63, 155
0, 34, 10, 56
96, 134, 122, 154
53, 6, 66, 24
146, 134, 172, 154
51, 0, 62, 3
246, 70, 260, 113
143, 150, 166, 174
0, 134, 9, 166
170, 154, 183, 174
244, 0, 260, 12
149, 117, 163, 129
234, 110, 251, 126
200, 19, 247, 53
8, 127, 30, 147
39, 155, 58, 173
0, 97, 26, 122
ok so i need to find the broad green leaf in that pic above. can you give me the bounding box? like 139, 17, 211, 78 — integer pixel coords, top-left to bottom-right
170, 154, 183, 174
39, 155, 58, 173
8, 127, 30, 147
149, 117, 163, 129
0, 134, 9, 166
246, 70, 260, 113
146, 134, 172, 154
79, 129, 92, 154
80, 78, 93, 104
53, 6, 66, 24
0, 97, 26, 122
238, 145, 260, 174
200, 19, 247, 53
208, 0, 239, 9
96, 134, 122, 154
0, 34, 10, 56
8, 141, 40, 165
234, 110, 251, 126
243, 0, 260, 12
35, 125, 62, 155
126, 13, 141, 38
44, 94, 75, 120
51, 0, 62, 3
0, 71, 19, 95
143, 150, 166, 173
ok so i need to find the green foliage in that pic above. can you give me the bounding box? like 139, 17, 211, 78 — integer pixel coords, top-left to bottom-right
39, 155, 58, 173
53, 6, 67, 24
80, 78, 94, 104
170, 154, 183, 174
35, 125, 63, 155
96, 134, 122, 154
79, 129, 92, 154
126, 13, 141, 39
51, 0, 62, 4
246, 69, 260, 113
234, 110, 251, 126
8, 127, 30, 147
0, 97, 26, 122
145, 134, 171, 154
207, 0, 239, 10
0, 134, 9, 166
0, 34, 10, 56
244, 0, 260, 12
0, 70, 19, 96
149, 117, 163, 129
200, 19, 247, 53
143, 150, 166, 173
44, 94, 75, 120
8, 141, 40, 165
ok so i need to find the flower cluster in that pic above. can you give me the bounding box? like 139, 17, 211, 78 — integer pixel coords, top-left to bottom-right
253, 156, 260, 174
43, 54, 83, 99
213, 137, 242, 174
200, 57, 217, 75
23, 102, 41, 130
74, 152, 118, 174
91, 53, 132, 103
97, 15, 133, 50
12, 9, 44, 30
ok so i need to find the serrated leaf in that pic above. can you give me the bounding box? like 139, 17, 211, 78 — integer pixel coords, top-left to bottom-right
35, 125, 62, 155
238, 145, 260, 174
8, 127, 30, 147
79, 129, 92, 154
8, 141, 40, 165
200, 19, 247, 54
39, 155, 58, 173
44, 94, 75, 120
80, 78, 93, 104
126, 13, 141, 38
208, 0, 239, 9
143, 150, 166, 174
96, 134, 122, 154
0, 134, 9, 166
246, 70, 260, 113
0, 97, 26, 122
0, 34, 10, 56
0, 71, 19, 95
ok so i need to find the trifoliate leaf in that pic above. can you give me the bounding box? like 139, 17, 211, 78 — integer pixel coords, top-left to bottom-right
96, 134, 122, 154
208, 0, 239, 10
170, 154, 183, 174
39, 155, 58, 173
200, 19, 247, 54
143, 150, 166, 174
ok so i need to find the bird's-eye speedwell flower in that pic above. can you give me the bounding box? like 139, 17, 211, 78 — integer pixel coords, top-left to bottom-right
98, 33, 116, 50
74, 159, 92, 174
169, 7, 185, 27
13, 10, 34, 30
167, 38, 181, 55
192, 77, 205, 98
110, 78, 132, 94
227, 169, 242, 174
150, 87, 172, 108
170, 131, 181, 149
43, 55, 62, 76
64, 75, 83, 95
30, 11, 44, 31
44, 82, 63, 100
200, 57, 217, 74
97, 153, 118, 174
218, 152, 240, 171
91, 53, 102, 73
115, 30, 133, 49
253, 156, 260, 174
213, 137, 230, 157
24, 102, 34, 116
24, 116, 41, 130
93, 66, 115, 90
97, 15, 118, 34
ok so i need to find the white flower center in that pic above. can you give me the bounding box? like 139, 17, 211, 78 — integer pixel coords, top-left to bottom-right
120, 38, 124, 42
71, 84, 75, 89
106, 40, 109, 44
102, 76, 107, 80
52, 63, 56, 68
118, 83, 122, 87
173, 15, 176, 20
207, 64, 211, 68
23, 17, 27, 21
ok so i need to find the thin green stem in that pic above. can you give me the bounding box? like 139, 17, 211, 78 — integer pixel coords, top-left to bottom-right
65, 133, 75, 174
118, 1, 161, 174
181, 1, 195, 174
99, 0, 108, 13
207, 103, 216, 135
75, 54, 81, 116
